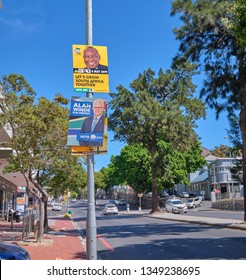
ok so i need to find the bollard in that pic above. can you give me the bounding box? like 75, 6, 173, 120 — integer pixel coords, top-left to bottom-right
127, 204, 130, 213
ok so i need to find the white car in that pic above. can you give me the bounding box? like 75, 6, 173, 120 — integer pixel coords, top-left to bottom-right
180, 192, 189, 198
103, 204, 118, 215
165, 199, 187, 214
185, 197, 202, 208
52, 203, 62, 211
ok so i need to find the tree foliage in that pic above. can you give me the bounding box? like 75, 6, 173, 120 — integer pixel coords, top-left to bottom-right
109, 68, 206, 212
106, 142, 206, 195
171, 0, 246, 221
45, 156, 87, 197
107, 144, 152, 194
227, 0, 246, 49
0, 74, 86, 241
210, 144, 229, 158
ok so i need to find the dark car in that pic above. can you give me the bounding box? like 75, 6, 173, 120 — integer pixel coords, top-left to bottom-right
109, 200, 118, 205
0, 242, 31, 260
189, 192, 204, 200
118, 199, 127, 206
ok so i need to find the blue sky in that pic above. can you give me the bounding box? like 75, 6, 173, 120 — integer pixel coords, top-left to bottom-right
0, 0, 230, 171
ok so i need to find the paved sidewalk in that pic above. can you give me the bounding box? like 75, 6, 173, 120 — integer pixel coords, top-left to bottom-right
0, 216, 86, 260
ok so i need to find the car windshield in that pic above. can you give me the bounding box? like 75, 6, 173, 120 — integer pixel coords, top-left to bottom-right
106, 205, 115, 208
172, 200, 182, 205
186, 199, 193, 202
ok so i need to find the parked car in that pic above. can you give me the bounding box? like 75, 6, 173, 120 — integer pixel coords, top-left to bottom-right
180, 192, 189, 198
118, 199, 127, 206
0, 242, 31, 260
160, 190, 169, 197
52, 203, 62, 211
47, 200, 55, 206
109, 199, 118, 205
145, 192, 152, 198
71, 198, 77, 203
189, 192, 204, 200
165, 199, 187, 214
103, 204, 118, 215
185, 197, 202, 208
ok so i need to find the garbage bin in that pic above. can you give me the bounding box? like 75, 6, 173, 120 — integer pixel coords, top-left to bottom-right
67, 210, 72, 215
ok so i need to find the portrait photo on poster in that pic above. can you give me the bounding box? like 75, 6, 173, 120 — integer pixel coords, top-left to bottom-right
73, 45, 108, 74
67, 97, 107, 147
72, 45, 109, 93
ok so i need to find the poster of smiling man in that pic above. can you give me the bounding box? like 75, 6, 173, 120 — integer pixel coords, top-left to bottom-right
67, 97, 107, 150
72, 45, 109, 93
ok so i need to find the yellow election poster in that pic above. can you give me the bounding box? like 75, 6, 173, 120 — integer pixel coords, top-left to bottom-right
72, 45, 109, 93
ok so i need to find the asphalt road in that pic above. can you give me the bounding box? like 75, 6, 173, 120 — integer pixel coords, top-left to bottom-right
69, 199, 246, 260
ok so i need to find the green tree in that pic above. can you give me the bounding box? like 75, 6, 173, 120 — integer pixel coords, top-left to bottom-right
95, 170, 107, 191
107, 144, 152, 194
96, 167, 113, 193
0, 74, 83, 241
171, 0, 246, 221
210, 145, 229, 158
109, 68, 206, 213
228, 0, 246, 49
46, 156, 87, 198
107, 142, 206, 195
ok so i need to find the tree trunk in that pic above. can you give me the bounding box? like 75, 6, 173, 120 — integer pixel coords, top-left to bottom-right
150, 164, 160, 213
37, 199, 45, 242
44, 201, 50, 230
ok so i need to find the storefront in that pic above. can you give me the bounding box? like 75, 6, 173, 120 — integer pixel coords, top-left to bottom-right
0, 159, 30, 216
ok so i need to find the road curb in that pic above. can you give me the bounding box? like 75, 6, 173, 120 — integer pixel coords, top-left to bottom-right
144, 212, 246, 231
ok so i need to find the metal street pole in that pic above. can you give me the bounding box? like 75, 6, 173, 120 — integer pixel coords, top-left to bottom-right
85, 0, 97, 260
210, 164, 216, 205
224, 136, 235, 210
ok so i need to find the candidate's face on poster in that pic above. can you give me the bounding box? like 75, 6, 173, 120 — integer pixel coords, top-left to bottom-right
93, 101, 104, 118
83, 47, 100, 69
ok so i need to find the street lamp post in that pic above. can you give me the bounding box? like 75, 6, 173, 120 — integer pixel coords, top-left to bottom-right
224, 136, 235, 210
210, 164, 217, 205
85, 0, 97, 260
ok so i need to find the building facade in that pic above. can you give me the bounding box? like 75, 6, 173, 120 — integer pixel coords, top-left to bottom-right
188, 155, 243, 201
208, 157, 243, 200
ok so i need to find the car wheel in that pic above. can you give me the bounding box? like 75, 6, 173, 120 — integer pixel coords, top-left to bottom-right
166, 208, 169, 213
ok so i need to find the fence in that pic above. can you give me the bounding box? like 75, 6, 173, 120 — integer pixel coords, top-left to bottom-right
22, 208, 35, 240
